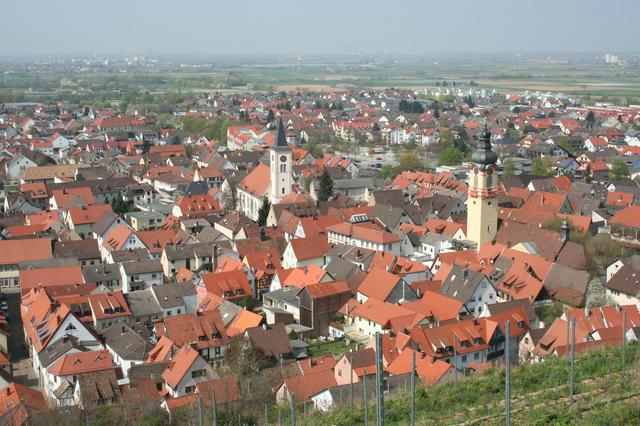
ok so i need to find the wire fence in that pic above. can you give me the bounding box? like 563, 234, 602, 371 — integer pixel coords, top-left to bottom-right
172, 326, 640, 426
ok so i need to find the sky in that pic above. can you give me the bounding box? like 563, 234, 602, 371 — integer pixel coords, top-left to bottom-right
1, 0, 638, 56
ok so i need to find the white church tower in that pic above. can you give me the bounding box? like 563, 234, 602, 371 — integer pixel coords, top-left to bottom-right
467, 125, 499, 251
270, 118, 292, 203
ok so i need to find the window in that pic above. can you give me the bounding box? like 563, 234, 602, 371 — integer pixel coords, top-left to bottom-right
177, 308, 182, 314
65, 323, 77, 331
191, 369, 206, 378
474, 352, 480, 360
214, 346, 221, 356
185, 386, 195, 394
461, 355, 467, 362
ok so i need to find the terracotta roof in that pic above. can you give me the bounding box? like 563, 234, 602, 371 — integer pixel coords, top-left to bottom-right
350, 298, 419, 329
195, 376, 242, 405
156, 311, 228, 351
0, 382, 47, 425
19, 265, 85, 292
610, 205, 640, 228
357, 268, 401, 302
68, 204, 113, 225
102, 223, 135, 251
226, 309, 263, 337
201, 269, 252, 300
0, 238, 52, 265
237, 163, 270, 197
162, 345, 201, 388
385, 349, 453, 386
146, 336, 177, 363
327, 222, 402, 244
49, 349, 113, 376
298, 355, 337, 375
288, 235, 331, 261
51, 187, 95, 209
279, 369, 337, 402
303, 280, 351, 299
402, 290, 464, 323
175, 194, 222, 218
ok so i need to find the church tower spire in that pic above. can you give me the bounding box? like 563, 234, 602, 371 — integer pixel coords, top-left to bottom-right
467, 124, 498, 251
269, 118, 292, 203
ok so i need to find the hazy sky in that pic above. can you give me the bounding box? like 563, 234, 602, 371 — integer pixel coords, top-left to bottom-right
1, 0, 638, 56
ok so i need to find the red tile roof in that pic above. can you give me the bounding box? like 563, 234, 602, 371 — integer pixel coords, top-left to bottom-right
610, 205, 640, 228
19, 265, 85, 293
288, 235, 331, 261
279, 369, 337, 402
162, 345, 201, 388
0, 238, 52, 265
327, 222, 402, 244
237, 163, 270, 197
402, 290, 464, 323
201, 269, 252, 300
0, 382, 47, 425
68, 204, 113, 225
49, 349, 113, 376
357, 268, 401, 302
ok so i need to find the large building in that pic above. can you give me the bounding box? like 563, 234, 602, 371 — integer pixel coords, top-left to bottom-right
236, 119, 292, 220
467, 126, 498, 250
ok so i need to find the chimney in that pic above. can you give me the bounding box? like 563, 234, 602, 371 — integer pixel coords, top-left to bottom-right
584, 306, 590, 317
121, 326, 126, 334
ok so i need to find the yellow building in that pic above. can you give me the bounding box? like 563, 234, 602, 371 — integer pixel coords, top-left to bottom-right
467, 126, 498, 251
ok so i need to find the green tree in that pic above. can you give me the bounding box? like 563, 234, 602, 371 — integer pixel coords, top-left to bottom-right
502, 158, 516, 177
437, 147, 463, 166
256, 196, 271, 227
399, 152, 422, 171
317, 169, 334, 202
609, 159, 630, 181
585, 233, 628, 268
585, 110, 596, 128
239, 295, 256, 311
377, 164, 400, 180
531, 157, 553, 177
142, 139, 150, 154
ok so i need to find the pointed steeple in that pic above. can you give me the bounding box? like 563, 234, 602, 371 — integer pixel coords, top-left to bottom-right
275, 118, 288, 148
471, 123, 497, 170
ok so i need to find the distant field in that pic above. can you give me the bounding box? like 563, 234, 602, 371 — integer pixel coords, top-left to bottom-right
3, 56, 640, 102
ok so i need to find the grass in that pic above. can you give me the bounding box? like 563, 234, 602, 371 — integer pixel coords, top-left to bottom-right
306, 338, 357, 358
292, 342, 640, 425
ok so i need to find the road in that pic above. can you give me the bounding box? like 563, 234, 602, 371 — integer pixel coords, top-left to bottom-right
3, 288, 38, 387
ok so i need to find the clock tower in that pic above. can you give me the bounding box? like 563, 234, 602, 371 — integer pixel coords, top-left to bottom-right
467, 125, 499, 251
270, 118, 292, 203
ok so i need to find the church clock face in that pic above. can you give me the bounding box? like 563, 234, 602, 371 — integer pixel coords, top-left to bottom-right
280, 155, 287, 162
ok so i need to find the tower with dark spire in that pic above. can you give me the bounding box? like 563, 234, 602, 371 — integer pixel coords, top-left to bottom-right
269, 118, 292, 203
467, 124, 499, 250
